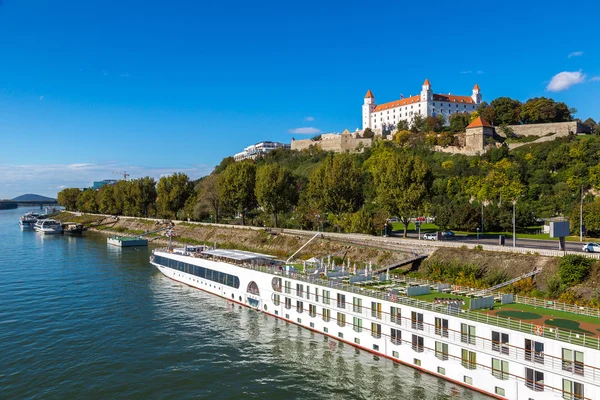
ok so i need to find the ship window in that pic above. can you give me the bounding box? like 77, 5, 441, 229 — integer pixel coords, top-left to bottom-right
247, 281, 259, 295
562, 379, 584, 400
525, 368, 544, 392
272, 277, 282, 292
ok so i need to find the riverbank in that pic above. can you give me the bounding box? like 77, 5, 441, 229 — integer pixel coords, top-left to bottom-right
56, 212, 411, 267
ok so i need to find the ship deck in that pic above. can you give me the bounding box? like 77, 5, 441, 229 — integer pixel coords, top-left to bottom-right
156, 247, 600, 349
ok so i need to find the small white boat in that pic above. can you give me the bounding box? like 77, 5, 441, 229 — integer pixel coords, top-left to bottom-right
33, 219, 63, 234
19, 212, 41, 229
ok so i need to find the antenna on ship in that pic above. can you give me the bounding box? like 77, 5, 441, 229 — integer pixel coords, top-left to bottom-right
285, 231, 321, 274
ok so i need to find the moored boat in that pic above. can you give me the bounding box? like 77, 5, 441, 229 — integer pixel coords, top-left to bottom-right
19, 212, 41, 229
33, 219, 63, 234
63, 222, 84, 234
107, 236, 148, 247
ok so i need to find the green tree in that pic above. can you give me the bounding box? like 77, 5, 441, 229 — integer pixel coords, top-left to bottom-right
128, 177, 157, 217
255, 164, 298, 227
583, 117, 597, 133
305, 153, 364, 217
410, 114, 426, 133
448, 112, 470, 133
520, 97, 573, 124
77, 189, 98, 213
362, 127, 374, 138
98, 185, 118, 214
369, 148, 433, 237
476, 102, 495, 125
218, 161, 257, 225
156, 173, 195, 219
396, 120, 409, 131
57, 188, 81, 211
213, 156, 235, 174
490, 97, 522, 125
558, 255, 594, 286
196, 174, 222, 223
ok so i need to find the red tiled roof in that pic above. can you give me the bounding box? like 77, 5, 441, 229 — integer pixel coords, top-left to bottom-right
423, 78, 431, 86
466, 116, 492, 128
373, 95, 421, 112
365, 89, 374, 98
372, 92, 477, 112
473, 83, 480, 91
433, 94, 475, 104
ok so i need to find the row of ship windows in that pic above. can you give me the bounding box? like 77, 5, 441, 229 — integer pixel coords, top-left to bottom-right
153, 256, 241, 289
271, 282, 588, 375
279, 306, 586, 400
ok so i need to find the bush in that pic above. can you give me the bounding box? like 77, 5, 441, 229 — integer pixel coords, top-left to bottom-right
546, 276, 565, 298
558, 255, 594, 286
558, 290, 583, 305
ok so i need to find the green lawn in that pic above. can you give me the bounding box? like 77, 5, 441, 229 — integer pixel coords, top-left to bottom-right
492, 303, 600, 326
389, 222, 596, 242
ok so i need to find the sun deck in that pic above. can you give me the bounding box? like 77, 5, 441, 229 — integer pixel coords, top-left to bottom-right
156, 247, 600, 349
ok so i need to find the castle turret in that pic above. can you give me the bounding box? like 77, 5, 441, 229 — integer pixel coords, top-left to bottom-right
362, 89, 376, 130
472, 83, 482, 104
420, 78, 432, 103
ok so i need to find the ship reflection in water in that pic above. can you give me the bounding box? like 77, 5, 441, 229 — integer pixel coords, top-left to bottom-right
149, 276, 486, 400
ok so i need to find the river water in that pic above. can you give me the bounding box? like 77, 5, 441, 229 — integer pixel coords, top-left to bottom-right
0, 207, 488, 399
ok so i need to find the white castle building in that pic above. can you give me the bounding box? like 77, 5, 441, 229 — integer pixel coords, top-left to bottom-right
362, 79, 482, 132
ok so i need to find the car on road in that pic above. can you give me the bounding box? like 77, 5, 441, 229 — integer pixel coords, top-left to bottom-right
441, 230, 455, 237
423, 233, 437, 241
582, 242, 600, 252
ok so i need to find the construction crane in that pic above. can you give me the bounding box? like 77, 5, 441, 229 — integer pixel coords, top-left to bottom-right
113, 171, 130, 180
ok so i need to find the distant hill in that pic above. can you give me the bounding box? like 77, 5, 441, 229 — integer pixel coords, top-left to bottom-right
12, 194, 57, 202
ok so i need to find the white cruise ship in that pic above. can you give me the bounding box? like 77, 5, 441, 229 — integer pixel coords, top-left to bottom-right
151, 246, 598, 400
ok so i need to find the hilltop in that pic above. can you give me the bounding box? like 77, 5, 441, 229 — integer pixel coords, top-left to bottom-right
12, 194, 57, 202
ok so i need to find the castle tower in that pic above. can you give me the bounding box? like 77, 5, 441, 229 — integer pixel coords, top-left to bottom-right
465, 116, 494, 151
362, 89, 376, 130
472, 83, 482, 104
420, 78, 433, 103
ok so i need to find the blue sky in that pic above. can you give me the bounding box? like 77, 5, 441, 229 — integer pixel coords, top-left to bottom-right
1, 0, 599, 198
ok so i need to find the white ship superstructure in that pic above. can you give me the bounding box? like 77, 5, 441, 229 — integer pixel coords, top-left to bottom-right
151, 246, 598, 400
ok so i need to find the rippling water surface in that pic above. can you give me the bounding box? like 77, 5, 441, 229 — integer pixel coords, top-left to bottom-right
0, 208, 489, 399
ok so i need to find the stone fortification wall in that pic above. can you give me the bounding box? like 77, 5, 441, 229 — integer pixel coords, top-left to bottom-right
291, 135, 372, 153
495, 121, 591, 138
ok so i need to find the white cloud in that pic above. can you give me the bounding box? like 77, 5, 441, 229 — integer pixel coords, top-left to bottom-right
568, 51, 584, 58
288, 127, 321, 135
460, 70, 472, 74
39, 96, 44, 101
0, 162, 213, 199
476, 70, 484, 75
546, 71, 586, 91
120, 73, 130, 77
305, 116, 315, 121
590, 76, 600, 82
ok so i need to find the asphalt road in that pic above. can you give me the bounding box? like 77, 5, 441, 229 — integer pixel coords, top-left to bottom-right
394, 231, 589, 253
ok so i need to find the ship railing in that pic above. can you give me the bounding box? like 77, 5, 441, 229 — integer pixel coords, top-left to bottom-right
287, 274, 600, 353
153, 248, 600, 354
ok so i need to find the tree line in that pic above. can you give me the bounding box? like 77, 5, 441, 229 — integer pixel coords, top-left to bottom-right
58, 127, 600, 238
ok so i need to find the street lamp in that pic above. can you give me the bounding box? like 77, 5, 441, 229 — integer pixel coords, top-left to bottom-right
512, 199, 517, 248
580, 186, 584, 242
476, 227, 480, 244
481, 200, 489, 236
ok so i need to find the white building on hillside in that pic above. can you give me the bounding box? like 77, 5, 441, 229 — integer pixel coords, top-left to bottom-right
234, 141, 290, 161
362, 79, 482, 133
